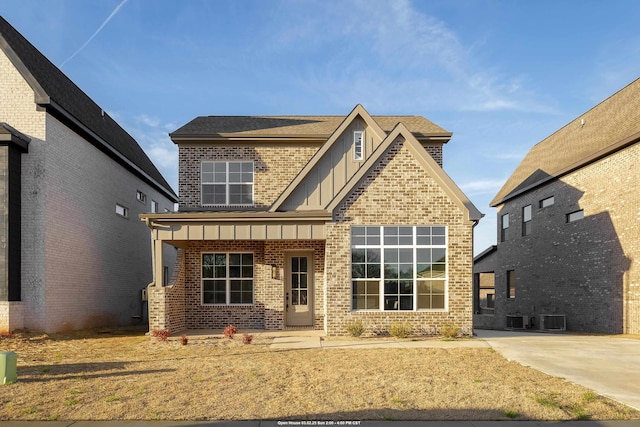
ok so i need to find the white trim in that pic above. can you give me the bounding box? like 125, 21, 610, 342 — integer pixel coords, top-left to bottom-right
350, 225, 448, 312
353, 130, 364, 161
201, 160, 255, 207
201, 251, 254, 306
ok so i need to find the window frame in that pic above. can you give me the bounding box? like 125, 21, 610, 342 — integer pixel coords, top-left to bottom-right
522, 205, 532, 236
115, 203, 128, 218
201, 252, 254, 306
353, 130, 364, 161
151, 200, 158, 213
201, 161, 254, 207
500, 213, 509, 242
350, 225, 448, 312
506, 270, 516, 299
136, 190, 147, 204
566, 209, 584, 223
539, 196, 555, 208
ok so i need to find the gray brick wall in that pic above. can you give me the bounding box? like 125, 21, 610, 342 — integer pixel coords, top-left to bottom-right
489, 143, 639, 334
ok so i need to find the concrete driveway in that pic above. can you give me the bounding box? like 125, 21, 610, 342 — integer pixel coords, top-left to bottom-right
475, 329, 640, 410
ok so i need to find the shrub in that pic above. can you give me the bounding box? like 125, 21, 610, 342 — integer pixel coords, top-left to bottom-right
388, 321, 412, 338
242, 333, 254, 345
439, 323, 461, 339
346, 320, 365, 337
224, 325, 238, 339
180, 335, 188, 346
150, 329, 170, 341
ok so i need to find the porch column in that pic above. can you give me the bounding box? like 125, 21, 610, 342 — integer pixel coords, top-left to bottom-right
154, 239, 164, 287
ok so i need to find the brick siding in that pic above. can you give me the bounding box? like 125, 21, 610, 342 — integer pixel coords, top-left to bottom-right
490, 142, 639, 334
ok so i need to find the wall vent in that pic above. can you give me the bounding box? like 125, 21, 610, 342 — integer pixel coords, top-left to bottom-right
539, 314, 566, 331
505, 315, 528, 330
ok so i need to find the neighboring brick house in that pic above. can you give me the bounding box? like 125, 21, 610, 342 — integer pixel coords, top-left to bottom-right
141, 105, 482, 336
0, 17, 178, 333
474, 78, 640, 334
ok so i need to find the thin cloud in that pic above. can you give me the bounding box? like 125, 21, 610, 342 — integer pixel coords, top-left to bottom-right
460, 179, 506, 195
61, 0, 128, 67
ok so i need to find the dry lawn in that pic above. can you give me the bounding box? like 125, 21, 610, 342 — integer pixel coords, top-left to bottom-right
0, 328, 638, 421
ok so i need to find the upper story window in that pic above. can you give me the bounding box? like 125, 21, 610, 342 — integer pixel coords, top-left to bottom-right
136, 190, 146, 203
522, 205, 532, 236
539, 196, 554, 208
500, 213, 509, 242
151, 200, 158, 213
566, 209, 584, 223
353, 131, 364, 161
202, 161, 254, 206
115, 203, 128, 218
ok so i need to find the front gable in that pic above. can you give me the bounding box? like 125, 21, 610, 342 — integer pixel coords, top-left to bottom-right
331, 123, 482, 223
271, 105, 386, 211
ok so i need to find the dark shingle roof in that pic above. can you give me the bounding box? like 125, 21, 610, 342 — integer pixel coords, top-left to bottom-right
0, 16, 176, 201
492, 77, 640, 206
170, 114, 450, 140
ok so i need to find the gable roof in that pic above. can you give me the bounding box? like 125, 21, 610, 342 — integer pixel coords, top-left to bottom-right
170, 113, 451, 142
0, 16, 177, 201
270, 104, 387, 211
327, 122, 482, 221
492, 77, 640, 206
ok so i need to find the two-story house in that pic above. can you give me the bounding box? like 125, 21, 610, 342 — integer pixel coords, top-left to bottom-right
0, 16, 178, 333
474, 78, 640, 334
141, 105, 482, 336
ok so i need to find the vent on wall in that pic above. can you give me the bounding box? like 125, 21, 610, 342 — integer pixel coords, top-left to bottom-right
539, 314, 566, 331
505, 315, 528, 330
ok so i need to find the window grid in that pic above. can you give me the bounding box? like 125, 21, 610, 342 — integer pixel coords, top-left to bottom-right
202, 252, 254, 305
201, 161, 254, 206
351, 226, 447, 311
353, 131, 364, 161
500, 214, 509, 242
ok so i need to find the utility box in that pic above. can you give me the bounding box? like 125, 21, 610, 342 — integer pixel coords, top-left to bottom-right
0, 351, 17, 384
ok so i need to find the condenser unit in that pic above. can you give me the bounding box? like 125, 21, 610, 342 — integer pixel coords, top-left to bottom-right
539, 314, 566, 331
505, 315, 528, 330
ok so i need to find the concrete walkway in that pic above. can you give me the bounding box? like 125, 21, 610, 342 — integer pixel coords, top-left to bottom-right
475, 330, 640, 411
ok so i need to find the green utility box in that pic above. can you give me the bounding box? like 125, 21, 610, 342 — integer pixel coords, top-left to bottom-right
1, 351, 17, 384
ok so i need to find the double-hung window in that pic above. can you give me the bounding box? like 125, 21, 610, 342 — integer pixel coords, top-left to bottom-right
202, 253, 254, 305
500, 214, 509, 242
201, 161, 254, 206
522, 205, 532, 236
351, 226, 447, 311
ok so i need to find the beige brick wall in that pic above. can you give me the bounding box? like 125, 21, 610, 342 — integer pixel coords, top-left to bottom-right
179, 143, 319, 209
326, 136, 474, 336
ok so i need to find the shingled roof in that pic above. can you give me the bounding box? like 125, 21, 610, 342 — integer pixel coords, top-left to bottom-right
492, 77, 640, 206
0, 16, 177, 201
170, 112, 451, 141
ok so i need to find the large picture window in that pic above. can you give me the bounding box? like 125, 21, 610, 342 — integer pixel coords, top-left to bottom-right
202, 253, 254, 305
201, 161, 254, 206
351, 226, 447, 311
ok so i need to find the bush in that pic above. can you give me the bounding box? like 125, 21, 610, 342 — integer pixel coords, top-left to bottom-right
242, 333, 254, 345
388, 321, 412, 338
346, 320, 365, 337
151, 329, 170, 341
224, 325, 238, 339
439, 323, 461, 339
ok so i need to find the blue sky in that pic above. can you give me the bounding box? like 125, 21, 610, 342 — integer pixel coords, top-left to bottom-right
2, 0, 640, 254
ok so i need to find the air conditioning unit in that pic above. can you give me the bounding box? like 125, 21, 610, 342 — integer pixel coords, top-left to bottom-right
505, 315, 528, 330
539, 314, 566, 331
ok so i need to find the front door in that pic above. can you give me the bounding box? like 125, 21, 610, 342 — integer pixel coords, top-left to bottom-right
285, 252, 314, 326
